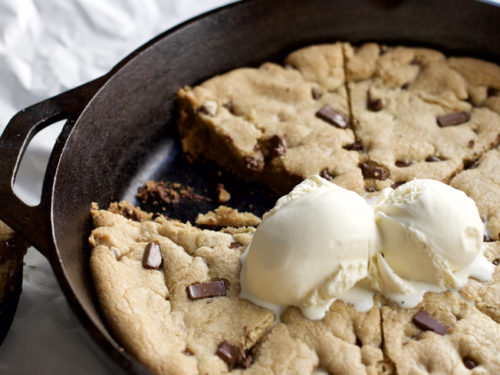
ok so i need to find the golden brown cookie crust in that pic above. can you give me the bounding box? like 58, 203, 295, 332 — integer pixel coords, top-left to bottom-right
93, 42, 500, 374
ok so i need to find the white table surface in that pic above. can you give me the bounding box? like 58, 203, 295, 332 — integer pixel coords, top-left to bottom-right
0, 1, 233, 373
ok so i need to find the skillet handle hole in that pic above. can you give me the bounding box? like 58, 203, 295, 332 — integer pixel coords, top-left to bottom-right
13, 120, 66, 207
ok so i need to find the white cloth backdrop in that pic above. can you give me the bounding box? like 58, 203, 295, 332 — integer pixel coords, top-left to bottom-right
0, 1, 233, 373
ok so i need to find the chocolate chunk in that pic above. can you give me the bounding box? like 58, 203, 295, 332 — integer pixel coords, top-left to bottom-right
401, 83, 409, 90
463, 357, 477, 369
391, 181, 406, 189
243, 155, 264, 172
320, 168, 334, 181
493, 259, 499, 266
316, 105, 348, 128
216, 183, 231, 203
412, 309, 449, 335
359, 162, 390, 180
187, 280, 226, 300
223, 101, 234, 113
425, 155, 442, 162
216, 342, 241, 369
467, 139, 475, 149
343, 140, 363, 151
437, 112, 470, 127
311, 88, 322, 100
230, 241, 243, 249
484, 232, 494, 242
395, 160, 411, 167
367, 90, 383, 111
123, 207, 141, 222
216, 341, 252, 370
268, 135, 287, 157
365, 186, 376, 192
142, 242, 162, 270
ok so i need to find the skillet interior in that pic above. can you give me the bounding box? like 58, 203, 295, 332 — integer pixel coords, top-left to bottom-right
48, 0, 500, 372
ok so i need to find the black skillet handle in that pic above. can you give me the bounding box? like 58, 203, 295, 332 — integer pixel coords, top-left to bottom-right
0, 76, 107, 257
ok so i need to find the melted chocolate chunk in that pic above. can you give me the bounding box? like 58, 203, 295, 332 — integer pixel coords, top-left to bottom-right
367, 90, 383, 111
425, 155, 442, 162
142, 243, 162, 270
268, 135, 287, 157
484, 231, 494, 242
391, 181, 406, 189
320, 168, 334, 181
216, 342, 252, 370
412, 310, 449, 335
343, 140, 363, 151
493, 259, 499, 266
123, 207, 141, 222
243, 155, 264, 172
187, 280, 226, 300
359, 162, 390, 180
437, 112, 470, 127
463, 357, 477, 369
217, 342, 241, 369
395, 160, 411, 167
316, 105, 348, 128
230, 241, 243, 249
311, 88, 322, 100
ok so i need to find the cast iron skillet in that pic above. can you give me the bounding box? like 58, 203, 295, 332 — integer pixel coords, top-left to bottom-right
0, 0, 499, 373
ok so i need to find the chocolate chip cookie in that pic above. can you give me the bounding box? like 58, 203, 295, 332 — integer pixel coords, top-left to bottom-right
89, 204, 500, 375
0, 220, 27, 343
177, 42, 500, 235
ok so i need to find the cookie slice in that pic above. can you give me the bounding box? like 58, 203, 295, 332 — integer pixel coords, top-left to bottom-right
382, 291, 500, 374
460, 242, 500, 323
89, 205, 274, 375
0, 220, 28, 344
234, 323, 319, 375
450, 147, 500, 240
345, 43, 500, 191
177, 43, 363, 195
281, 298, 392, 375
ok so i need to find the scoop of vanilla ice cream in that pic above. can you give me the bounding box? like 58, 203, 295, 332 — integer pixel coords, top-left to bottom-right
373, 179, 486, 290
240, 176, 379, 320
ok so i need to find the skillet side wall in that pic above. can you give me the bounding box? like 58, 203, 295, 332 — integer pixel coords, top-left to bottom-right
49, 0, 500, 372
